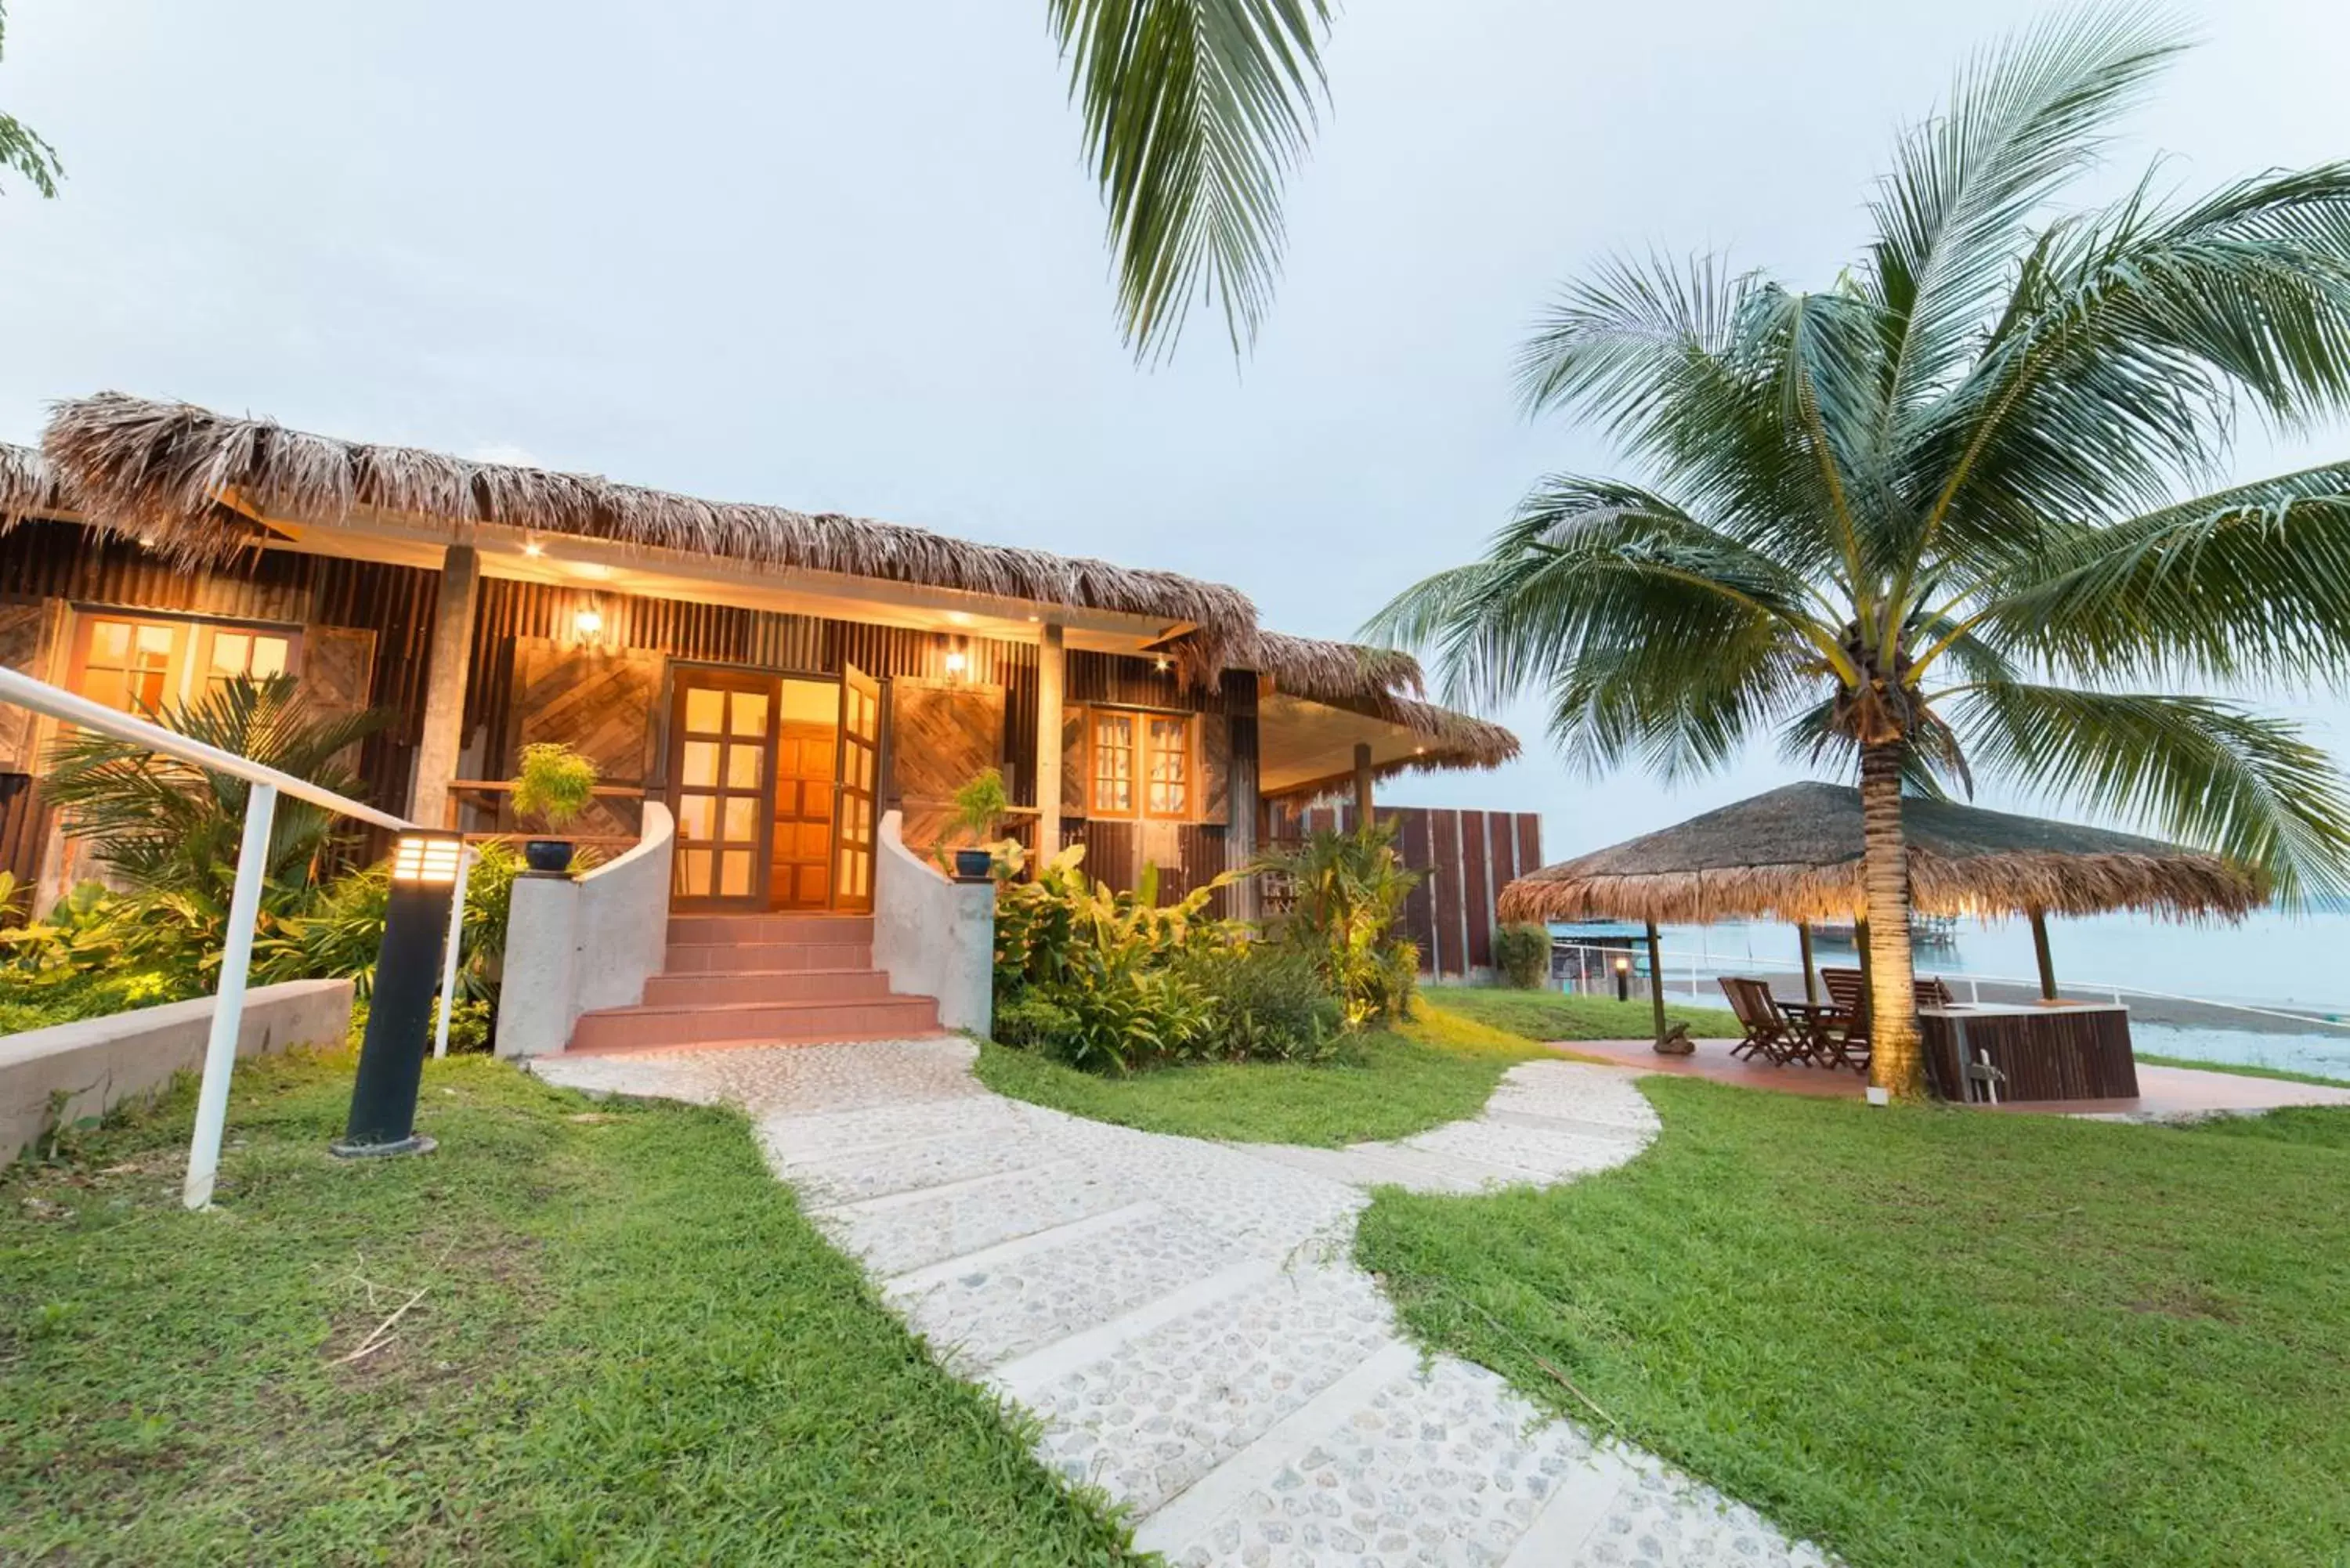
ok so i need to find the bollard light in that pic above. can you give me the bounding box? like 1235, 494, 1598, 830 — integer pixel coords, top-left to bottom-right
1614, 954, 1632, 1003
332, 830, 463, 1160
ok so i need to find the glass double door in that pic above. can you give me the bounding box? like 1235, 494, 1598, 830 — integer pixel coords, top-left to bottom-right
667, 666, 876, 913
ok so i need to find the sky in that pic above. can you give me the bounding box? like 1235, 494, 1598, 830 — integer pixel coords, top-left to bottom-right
4, 0, 2348, 862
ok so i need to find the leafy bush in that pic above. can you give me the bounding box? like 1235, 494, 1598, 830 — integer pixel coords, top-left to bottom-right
0, 880, 212, 1028
1255, 822, 1424, 1028
1173, 944, 1342, 1063
1492, 923, 1553, 989
512, 742, 599, 832
1041, 966, 1212, 1074
992, 992, 1076, 1052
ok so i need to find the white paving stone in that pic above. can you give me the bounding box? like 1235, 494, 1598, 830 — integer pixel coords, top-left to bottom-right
537, 1036, 1831, 1566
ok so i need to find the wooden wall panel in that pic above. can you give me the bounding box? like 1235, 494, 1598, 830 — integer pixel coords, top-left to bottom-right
1079, 818, 1137, 894
509, 641, 663, 836
1461, 810, 1493, 971
890, 679, 1005, 854
1488, 813, 1520, 906
1428, 810, 1462, 977
0, 773, 48, 894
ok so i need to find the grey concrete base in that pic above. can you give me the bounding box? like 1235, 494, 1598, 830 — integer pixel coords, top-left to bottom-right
1, 978, 353, 1166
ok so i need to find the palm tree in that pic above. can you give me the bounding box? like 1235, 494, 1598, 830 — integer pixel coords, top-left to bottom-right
1050, 2, 1332, 359
1365, 6, 2350, 1099
0, 2, 61, 197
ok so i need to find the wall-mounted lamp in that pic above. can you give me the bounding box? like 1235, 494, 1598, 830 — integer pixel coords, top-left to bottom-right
334, 830, 464, 1160
944, 649, 967, 675
573, 605, 606, 639
1153, 656, 1171, 674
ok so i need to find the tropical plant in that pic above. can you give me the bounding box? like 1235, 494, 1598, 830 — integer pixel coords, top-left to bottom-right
511, 742, 599, 833
1491, 923, 1553, 990
0, 2, 61, 199
993, 842, 1241, 996
260, 841, 534, 1001
1255, 822, 1423, 1028
42, 673, 389, 919
1368, 9, 2350, 1097
950, 767, 1011, 844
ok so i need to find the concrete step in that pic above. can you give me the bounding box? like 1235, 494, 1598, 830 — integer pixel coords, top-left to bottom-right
566, 993, 941, 1053
666, 912, 873, 945
663, 940, 873, 974
639, 967, 892, 1008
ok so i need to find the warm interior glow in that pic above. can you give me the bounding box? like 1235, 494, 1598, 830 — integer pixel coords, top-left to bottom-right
392, 834, 465, 887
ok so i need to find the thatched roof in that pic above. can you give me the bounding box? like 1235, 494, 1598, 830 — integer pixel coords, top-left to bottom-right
40, 392, 1258, 652
0, 441, 60, 527
1499, 781, 2265, 925
31, 393, 1523, 772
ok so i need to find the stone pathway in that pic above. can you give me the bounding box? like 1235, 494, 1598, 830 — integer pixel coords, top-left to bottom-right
534, 1039, 1833, 1566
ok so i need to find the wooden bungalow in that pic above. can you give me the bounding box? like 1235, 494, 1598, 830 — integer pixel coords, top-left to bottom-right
1, 393, 1517, 922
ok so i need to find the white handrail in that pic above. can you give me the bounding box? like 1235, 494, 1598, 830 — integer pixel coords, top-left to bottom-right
0, 664, 414, 1207
0, 664, 409, 829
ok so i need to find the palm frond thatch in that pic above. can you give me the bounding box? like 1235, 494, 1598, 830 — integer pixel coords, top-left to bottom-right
0, 439, 60, 528
1214, 630, 1518, 782
1499, 781, 2265, 927
42, 392, 1260, 652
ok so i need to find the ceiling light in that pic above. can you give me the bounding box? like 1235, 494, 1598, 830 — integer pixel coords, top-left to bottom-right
521, 537, 544, 558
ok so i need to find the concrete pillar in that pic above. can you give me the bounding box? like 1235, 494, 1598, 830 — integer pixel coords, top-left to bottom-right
410, 544, 480, 829
1352, 742, 1374, 827
1035, 621, 1065, 863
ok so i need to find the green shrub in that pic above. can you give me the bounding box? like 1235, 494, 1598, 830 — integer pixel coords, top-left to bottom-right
1491, 923, 1553, 989
1043, 966, 1210, 1074
1175, 944, 1343, 1063
992, 992, 1076, 1052
993, 843, 1240, 996
261, 841, 530, 1000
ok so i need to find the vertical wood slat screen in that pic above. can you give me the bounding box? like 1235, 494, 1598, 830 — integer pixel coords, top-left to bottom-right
1264, 802, 1543, 978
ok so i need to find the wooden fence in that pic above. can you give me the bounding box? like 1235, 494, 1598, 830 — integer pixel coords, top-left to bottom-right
1265, 803, 1543, 979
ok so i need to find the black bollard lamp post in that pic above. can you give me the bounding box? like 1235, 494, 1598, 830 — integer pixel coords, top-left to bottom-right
332, 830, 463, 1159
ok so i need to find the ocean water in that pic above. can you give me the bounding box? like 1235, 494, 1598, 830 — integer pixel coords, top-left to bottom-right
1617, 909, 2350, 1083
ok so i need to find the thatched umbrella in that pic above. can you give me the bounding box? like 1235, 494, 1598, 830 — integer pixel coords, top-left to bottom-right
1500, 782, 2265, 1038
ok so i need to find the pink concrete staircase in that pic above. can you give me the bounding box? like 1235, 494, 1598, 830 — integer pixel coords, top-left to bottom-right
564, 913, 943, 1054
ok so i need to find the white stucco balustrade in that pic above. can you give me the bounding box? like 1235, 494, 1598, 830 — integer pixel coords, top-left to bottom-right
494, 801, 677, 1058
873, 808, 995, 1037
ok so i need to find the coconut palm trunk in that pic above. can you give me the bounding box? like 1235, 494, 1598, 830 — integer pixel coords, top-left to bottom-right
1858, 742, 1925, 1098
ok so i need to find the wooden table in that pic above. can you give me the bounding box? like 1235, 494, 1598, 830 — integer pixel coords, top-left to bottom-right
1919, 1003, 2138, 1103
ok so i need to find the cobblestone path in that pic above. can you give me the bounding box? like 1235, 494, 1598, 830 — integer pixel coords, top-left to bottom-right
534, 1039, 1832, 1567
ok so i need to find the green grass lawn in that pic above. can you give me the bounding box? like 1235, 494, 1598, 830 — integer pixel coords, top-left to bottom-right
1423, 983, 1741, 1042
978, 1004, 1549, 1146
0, 1050, 1134, 1566
1357, 1079, 2350, 1567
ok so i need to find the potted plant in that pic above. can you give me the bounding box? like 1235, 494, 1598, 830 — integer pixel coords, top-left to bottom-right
510, 742, 599, 873
948, 767, 1010, 880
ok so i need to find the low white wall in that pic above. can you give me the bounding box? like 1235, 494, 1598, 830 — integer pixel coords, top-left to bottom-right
494, 802, 676, 1058
1, 978, 353, 1167
875, 809, 995, 1035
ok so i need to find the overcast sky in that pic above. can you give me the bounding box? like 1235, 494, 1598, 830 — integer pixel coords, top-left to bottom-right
5, 1, 2347, 859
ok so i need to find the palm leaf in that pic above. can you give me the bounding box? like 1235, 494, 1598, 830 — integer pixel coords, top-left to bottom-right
1049, 0, 1331, 359
1947, 681, 2350, 907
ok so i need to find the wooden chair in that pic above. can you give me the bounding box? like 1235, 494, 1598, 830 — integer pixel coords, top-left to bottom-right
1719, 977, 1807, 1065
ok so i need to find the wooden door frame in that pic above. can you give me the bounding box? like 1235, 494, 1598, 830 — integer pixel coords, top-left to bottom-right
664, 665, 783, 912
833, 663, 880, 915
